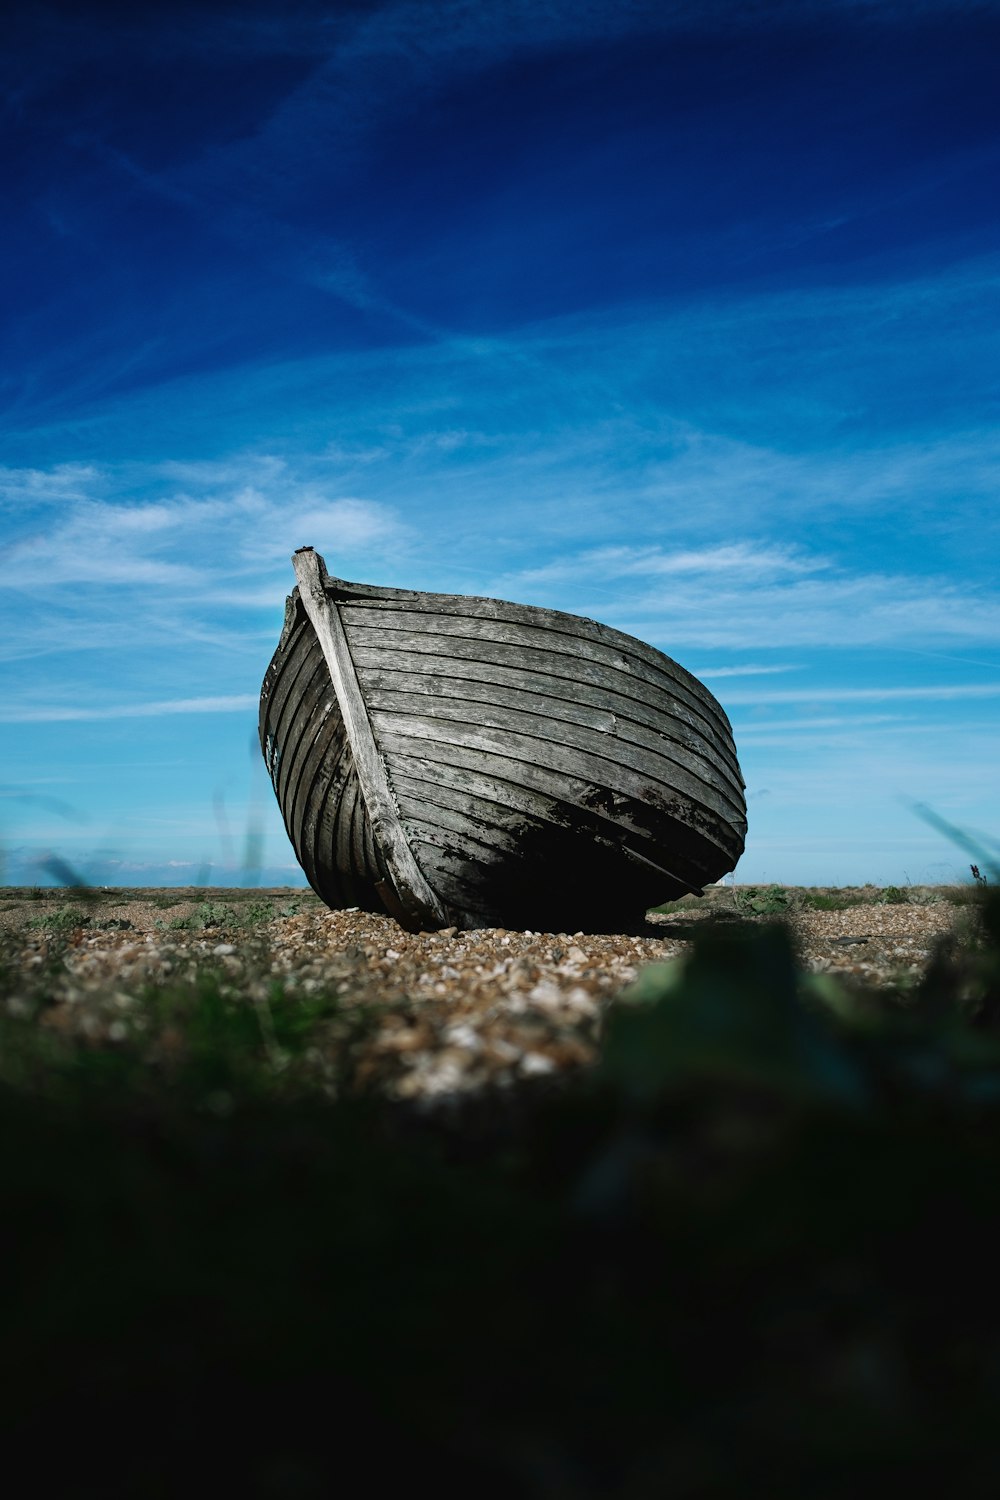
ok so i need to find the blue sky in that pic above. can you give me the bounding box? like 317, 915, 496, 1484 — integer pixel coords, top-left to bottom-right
2, 0, 998, 889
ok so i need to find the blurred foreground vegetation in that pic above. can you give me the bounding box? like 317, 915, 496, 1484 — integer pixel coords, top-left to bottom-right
3, 883, 1000, 1496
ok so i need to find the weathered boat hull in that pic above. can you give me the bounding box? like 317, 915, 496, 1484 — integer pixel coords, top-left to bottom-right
260, 550, 746, 931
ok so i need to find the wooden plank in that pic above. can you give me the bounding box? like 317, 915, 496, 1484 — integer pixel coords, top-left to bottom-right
346, 624, 739, 775
339, 597, 730, 723
390, 764, 704, 890
331, 581, 725, 721
354, 644, 743, 796
333, 772, 362, 908
377, 728, 738, 879
293, 548, 448, 928
348, 776, 367, 890
393, 784, 529, 861
394, 772, 691, 886
388, 754, 721, 894
349, 776, 381, 900
302, 733, 353, 905
342, 606, 728, 729
371, 707, 742, 838
356, 657, 745, 799
259, 614, 308, 747
395, 839, 500, 923
287, 693, 342, 857
275, 659, 330, 821
260, 625, 316, 789
359, 684, 743, 822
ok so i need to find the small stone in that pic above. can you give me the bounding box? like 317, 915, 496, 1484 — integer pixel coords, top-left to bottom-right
443, 1022, 482, 1051
564, 986, 598, 1016
528, 980, 563, 1010
520, 1052, 556, 1076
213, 943, 237, 956
486, 1037, 522, 1063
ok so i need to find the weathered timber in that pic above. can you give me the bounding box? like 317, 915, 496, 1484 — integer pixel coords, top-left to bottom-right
290, 549, 447, 928
260, 549, 747, 931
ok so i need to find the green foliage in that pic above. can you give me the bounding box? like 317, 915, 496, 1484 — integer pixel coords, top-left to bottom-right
881, 884, 909, 904
25, 904, 91, 932
733, 883, 791, 915
167, 898, 279, 931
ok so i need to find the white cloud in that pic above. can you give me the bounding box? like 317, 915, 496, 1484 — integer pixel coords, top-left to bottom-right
722, 683, 1000, 705
498, 542, 1000, 650
0, 695, 259, 723
0, 474, 405, 593
236, 492, 405, 562
734, 713, 906, 732
694, 664, 801, 679
505, 542, 819, 591
0, 463, 103, 506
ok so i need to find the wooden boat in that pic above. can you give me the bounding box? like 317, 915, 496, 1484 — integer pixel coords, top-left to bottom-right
259, 548, 746, 932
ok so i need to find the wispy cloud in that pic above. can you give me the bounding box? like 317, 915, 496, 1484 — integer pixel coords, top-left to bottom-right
0, 463, 103, 507
0, 476, 406, 594
734, 713, 906, 732
505, 542, 821, 590
499, 541, 1000, 650
723, 683, 1000, 705
694, 664, 801, 679
0, 695, 259, 723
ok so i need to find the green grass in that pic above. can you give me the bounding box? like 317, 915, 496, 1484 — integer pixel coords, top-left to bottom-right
3, 884, 1000, 1493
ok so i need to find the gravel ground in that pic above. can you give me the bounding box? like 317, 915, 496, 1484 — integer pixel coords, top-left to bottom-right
1, 885, 973, 1102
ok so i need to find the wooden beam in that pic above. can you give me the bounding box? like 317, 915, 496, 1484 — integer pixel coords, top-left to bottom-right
291, 547, 449, 929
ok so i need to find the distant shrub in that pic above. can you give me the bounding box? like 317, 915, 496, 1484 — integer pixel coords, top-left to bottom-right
26, 906, 90, 932
168, 899, 278, 932
733, 885, 791, 916
798, 892, 864, 912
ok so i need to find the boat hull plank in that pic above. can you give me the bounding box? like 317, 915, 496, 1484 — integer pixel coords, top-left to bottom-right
260, 620, 317, 792
343, 611, 726, 735
356, 656, 745, 801
362, 685, 744, 824
389, 766, 691, 885
259, 553, 747, 931
391, 777, 693, 925
347, 629, 742, 787
337, 590, 725, 717
373, 713, 734, 859
276, 659, 331, 826
379, 736, 720, 894
339, 600, 728, 728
